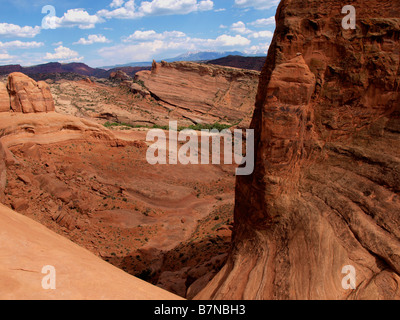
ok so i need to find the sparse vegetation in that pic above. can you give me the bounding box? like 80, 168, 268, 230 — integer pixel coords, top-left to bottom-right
103, 121, 232, 131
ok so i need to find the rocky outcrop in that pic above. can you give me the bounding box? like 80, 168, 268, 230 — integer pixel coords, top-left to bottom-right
197, 0, 400, 300
5, 72, 55, 113
0, 203, 182, 300
109, 70, 131, 82
135, 61, 260, 125
0, 83, 9, 112
0, 111, 130, 204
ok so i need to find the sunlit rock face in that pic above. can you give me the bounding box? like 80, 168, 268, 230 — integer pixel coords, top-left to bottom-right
6, 72, 55, 113
197, 0, 400, 300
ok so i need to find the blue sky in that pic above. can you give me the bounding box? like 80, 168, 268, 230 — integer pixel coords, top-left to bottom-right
0, 0, 279, 67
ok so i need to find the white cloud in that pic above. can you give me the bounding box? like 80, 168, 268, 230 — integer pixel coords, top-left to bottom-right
98, 32, 251, 65
123, 30, 250, 48
123, 30, 186, 42
0, 52, 14, 60
44, 46, 83, 62
214, 8, 226, 12
0, 23, 41, 38
231, 21, 252, 34
0, 40, 44, 49
97, 0, 139, 19
99, 40, 166, 63
52, 41, 63, 46
74, 34, 111, 45
140, 0, 213, 15
231, 21, 274, 40
98, 0, 214, 19
249, 17, 275, 27
249, 30, 274, 39
234, 0, 280, 10
244, 42, 270, 55
44, 9, 104, 29
211, 34, 250, 47
197, 0, 214, 11
110, 0, 125, 8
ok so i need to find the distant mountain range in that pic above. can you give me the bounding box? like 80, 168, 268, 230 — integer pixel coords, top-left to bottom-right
0, 62, 150, 80
0, 51, 266, 80
100, 51, 246, 69
206, 55, 266, 71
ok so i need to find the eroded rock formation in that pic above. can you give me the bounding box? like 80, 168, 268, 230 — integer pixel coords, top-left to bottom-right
135, 61, 259, 125
197, 0, 400, 300
3, 72, 55, 113
0, 83, 9, 113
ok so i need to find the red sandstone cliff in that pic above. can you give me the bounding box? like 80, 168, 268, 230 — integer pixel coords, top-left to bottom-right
135, 61, 259, 126
197, 0, 400, 300
2, 72, 55, 113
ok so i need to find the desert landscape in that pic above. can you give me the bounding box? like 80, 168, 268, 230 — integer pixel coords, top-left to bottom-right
0, 0, 399, 302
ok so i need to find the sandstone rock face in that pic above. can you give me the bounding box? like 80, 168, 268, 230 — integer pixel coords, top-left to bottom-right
0, 203, 182, 300
197, 0, 400, 300
136, 61, 259, 125
0, 83, 9, 112
109, 70, 131, 82
6, 72, 55, 113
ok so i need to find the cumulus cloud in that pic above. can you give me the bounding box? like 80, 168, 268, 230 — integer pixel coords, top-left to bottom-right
110, 0, 125, 8
0, 52, 14, 60
234, 0, 280, 10
44, 46, 83, 62
210, 34, 251, 47
44, 9, 104, 29
99, 31, 250, 65
0, 40, 44, 49
74, 34, 111, 45
249, 17, 275, 27
98, 0, 214, 19
231, 21, 252, 34
123, 30, 250, 47
249, 30, 274, 39
0, 23, 41, 38
231, 21, 274, 40
123, 30, 186, 42
244, 42, 270, 55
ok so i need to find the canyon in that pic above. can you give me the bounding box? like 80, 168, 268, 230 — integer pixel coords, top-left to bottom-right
0, 62, 251, 299
1, 0, 399, 301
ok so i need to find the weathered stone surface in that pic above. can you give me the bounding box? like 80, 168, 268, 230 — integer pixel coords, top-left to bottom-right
6, 72, 55, 113
109, 70, 131, 82
197, 0, 400, 300
0, 83, 9, 112
136, 61, 260, 125
130, 82, 150, 97
0, 203, 182, 300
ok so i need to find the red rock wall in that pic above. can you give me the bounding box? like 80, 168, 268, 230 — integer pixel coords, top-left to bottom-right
197, 0, 400, 300
0, 83, 9, 113
3, 72, 55, 113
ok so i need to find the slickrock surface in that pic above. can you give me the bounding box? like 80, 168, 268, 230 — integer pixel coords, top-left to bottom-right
5, 72, 55, 113
0, 83, 9, 112
197, 0, 400, 300
0, 203, 182, 300
136, 61, 259, 126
